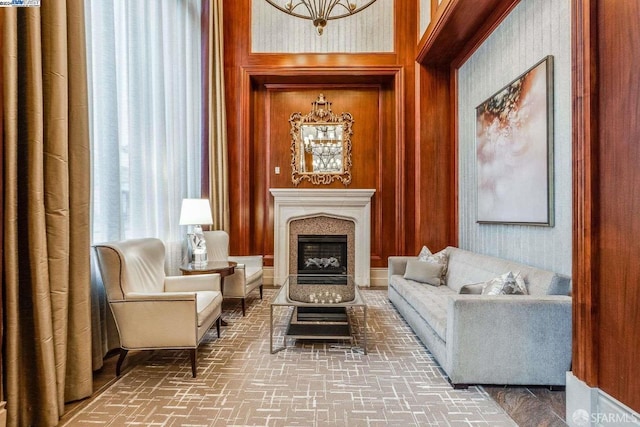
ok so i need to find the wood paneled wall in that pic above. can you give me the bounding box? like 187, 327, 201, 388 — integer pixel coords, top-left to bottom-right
573, 0, 640, 412
222, 0, 455, 267
247, 83, 399, 267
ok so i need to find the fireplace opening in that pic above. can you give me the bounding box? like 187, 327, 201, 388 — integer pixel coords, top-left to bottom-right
297, 234, 347, 280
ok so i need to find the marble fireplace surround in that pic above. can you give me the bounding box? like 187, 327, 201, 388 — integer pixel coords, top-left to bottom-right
270, 188, 376, 287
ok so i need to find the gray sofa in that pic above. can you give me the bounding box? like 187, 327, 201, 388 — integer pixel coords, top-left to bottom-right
388, 246, 572, 388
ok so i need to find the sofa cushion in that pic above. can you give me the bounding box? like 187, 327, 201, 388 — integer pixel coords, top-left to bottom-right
417, 246, 449, 283
459, 282, 485, 294
445, 247, 569, 296
390, 275, 453, 340
481, 271, 528, 295
404, 260, 444, 286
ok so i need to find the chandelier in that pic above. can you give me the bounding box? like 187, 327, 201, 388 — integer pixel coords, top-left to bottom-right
264, 0, 379, 35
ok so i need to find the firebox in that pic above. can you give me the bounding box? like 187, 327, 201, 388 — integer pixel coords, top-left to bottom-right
297, 234, 347, 276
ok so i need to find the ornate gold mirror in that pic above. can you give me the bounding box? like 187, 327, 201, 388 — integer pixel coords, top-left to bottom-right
290, 94, 353, 185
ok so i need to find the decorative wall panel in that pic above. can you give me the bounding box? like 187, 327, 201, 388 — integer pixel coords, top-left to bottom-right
457, 0, 572, 275
251, 0, 394, 53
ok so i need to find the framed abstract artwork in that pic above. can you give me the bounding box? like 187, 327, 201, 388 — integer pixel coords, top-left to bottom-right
476, 55, 554, 225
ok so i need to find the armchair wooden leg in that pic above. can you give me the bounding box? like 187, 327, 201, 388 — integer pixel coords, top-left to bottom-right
241, 298, 246, 316
260, 284, 263, 300
116, 348, 128, 376
216, 317, 221, 338
190, 349, 197, 378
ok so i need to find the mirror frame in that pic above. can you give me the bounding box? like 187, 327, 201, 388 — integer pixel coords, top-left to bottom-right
289, 94, 353, 185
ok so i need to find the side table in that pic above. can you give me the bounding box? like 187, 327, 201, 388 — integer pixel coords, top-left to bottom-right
180, 261, 237, 326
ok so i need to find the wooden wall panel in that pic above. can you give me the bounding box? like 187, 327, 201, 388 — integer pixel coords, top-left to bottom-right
248, 84, 397, 268
594, 0, 640, 411
223, 0, 427, 270
571, 0, 599, 386
415, 64, 454, 253
265, 88, 382, 189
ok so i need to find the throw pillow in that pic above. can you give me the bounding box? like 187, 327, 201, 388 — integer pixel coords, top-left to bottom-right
404, 259, 444, 286
458, 282, 486, 294
416, 245, 449, 283
481, 271, 528, 296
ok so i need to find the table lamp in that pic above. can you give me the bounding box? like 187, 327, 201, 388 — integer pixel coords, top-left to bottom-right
179, 198, 213, 267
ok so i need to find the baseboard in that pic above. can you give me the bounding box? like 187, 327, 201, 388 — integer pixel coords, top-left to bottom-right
369, 268, 388, 287
262, 267, 388, 288
263, 266, 274, 286
566, 372, 640, 426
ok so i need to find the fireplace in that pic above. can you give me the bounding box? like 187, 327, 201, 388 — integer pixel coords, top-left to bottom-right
297, 234, 348, 276
270, 188, 375, 286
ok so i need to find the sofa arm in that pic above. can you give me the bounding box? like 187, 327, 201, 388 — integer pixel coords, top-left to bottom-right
387, 256, 417, 283
445, 295, 572, 386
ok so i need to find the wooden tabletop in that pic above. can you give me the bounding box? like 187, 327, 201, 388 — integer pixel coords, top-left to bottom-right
179, 261, 237, 277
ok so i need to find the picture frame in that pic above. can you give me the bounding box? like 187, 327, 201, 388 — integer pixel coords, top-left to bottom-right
476, 55, 554, 226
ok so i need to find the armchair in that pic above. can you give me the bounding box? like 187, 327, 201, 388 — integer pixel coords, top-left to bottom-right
93, 238, 223, 377
204, 231, 263, 316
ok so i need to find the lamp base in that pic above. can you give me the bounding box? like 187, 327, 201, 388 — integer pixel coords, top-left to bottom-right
187, 226, 208, 267
192, 250, 208, 267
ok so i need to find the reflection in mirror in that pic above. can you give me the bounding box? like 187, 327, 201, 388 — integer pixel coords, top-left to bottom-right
290, 94, 353, 185
301, 124, 343, 173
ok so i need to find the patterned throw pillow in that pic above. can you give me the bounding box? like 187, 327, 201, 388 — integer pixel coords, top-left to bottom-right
417, 246, 449, 283
481, 271, 528, 295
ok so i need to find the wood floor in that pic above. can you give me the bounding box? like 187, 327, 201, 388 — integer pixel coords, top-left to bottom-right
61, 294, 567, 426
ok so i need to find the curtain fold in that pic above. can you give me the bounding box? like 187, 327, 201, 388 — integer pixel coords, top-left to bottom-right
207, 0, 229, 231
1, 1, 92, 426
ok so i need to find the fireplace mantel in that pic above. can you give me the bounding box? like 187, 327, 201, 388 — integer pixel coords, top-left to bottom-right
270, 188, 376, 287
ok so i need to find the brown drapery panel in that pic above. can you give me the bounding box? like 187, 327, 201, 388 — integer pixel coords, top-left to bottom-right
1, 1, 92, 426
206, 0, 229, 231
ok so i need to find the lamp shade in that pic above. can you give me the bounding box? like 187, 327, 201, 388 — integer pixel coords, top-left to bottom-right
179, 198, 213, 225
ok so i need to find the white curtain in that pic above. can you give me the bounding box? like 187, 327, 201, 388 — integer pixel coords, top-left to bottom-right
84, 0, 203, 367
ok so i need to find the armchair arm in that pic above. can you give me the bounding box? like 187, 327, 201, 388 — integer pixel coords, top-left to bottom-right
387, 256, 417, 283
109, 298, 198, 348
445, 295, 572, 385
229, 255, 263, 270
164, 274, 221, 292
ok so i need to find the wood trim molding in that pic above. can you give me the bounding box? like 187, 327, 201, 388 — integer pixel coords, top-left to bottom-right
571, 0, 599, 386
237, 66, 404, 261
417, 0, 521, 66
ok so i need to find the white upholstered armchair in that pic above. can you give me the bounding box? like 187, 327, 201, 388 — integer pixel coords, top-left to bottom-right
93, 238, 223, 377
204, 230, 263, 316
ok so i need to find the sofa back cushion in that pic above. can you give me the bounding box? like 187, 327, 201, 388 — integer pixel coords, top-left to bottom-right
444, 247, 571, 296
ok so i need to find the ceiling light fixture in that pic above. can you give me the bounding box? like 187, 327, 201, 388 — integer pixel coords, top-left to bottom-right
264, 0, 379, 35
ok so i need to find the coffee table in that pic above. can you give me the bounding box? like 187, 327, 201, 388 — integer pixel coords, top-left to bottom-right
270, 275, 367, 354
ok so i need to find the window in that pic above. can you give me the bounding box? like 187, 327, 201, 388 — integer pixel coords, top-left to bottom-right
85, 0, 203, 271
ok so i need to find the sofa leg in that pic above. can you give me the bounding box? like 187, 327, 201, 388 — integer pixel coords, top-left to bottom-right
190, 349, 197, 378
549, 385, 565, 391
452, 383, 469, 390
241, 298, 246, 316
259, 284, 263, 300
216, 317, 221, 338
116, 348, 128, 376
